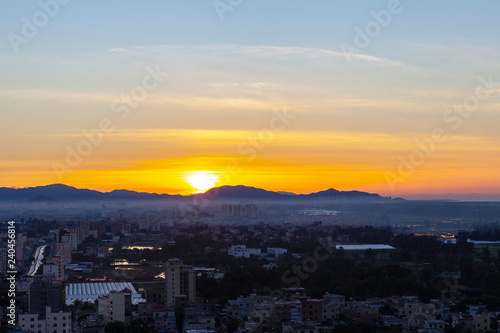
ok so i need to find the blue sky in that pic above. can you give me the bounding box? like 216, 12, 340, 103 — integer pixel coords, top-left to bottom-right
2, 1, 500, 57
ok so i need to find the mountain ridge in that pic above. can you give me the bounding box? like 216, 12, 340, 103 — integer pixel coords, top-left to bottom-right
0, 184, 394, 202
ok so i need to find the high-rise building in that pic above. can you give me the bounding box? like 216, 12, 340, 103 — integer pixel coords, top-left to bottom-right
29, 278, 62, 318
164, 259, 196, 305
98, 290, 126, 324
101, 204, 107, 218
221, 204, 259, 217
52, 242, 72, 265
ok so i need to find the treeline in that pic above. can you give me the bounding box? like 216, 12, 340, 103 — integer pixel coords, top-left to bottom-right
467, 222, 500, 241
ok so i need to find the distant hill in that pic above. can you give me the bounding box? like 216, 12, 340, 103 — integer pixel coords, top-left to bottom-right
0, 184, 104, 202
0, 184, 391, 203
200, 185, 285, 201
298, 188, 385, 200
276, 191, 297, 196
27, 195, 57, 202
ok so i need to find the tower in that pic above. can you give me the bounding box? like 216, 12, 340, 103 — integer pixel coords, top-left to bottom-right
164, 259, 196, 305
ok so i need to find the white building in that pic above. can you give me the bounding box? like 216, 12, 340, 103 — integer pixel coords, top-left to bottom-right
267, 247, 287, 257
98, 290, 126, 324
19, 306, 71, 333
60, 233, 78, 250
65, 282, 145, 305
335, 244, 395, 250
228, 245, 261, 258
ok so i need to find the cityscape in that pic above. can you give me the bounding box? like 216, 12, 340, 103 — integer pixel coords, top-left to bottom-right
1, 1, 500, 333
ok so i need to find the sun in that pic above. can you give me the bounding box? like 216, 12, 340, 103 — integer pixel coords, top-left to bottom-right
184, 171, 220, 193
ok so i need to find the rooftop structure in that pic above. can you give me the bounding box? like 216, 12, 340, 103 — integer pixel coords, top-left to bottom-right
65, 282, 145, 305
336, 244, 395, 250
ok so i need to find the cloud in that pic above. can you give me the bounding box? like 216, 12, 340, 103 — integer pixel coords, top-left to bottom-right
108, 43, 412, 68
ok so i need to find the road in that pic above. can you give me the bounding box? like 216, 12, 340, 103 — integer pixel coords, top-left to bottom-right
27, 244, 47, 276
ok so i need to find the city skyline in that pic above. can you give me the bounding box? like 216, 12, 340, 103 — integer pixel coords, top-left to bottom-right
1, 1, 500, 200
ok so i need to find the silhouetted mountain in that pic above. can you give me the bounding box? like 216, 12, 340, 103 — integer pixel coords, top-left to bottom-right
0, 184, 392, 202
299, 188, 384, 200
199, 185, 284, 200
276, 191, 297, 196
27, 195, 57, 202
106, 189, 179, 200
0, 184, 104, 201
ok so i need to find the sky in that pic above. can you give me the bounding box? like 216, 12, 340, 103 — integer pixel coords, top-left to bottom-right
1, 0, 500, 200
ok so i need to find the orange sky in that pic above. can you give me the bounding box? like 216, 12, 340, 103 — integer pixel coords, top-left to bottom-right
1, 45, 500, 200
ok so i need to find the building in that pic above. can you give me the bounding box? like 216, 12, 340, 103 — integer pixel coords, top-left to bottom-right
267, 248, 288, 257
299, 297, 322, 323
322, 294, 345, 323
60, 233, 78, 251
19, 306, 71, 333
164, 259, 196, 305
228, 245, 261, 258
221, 204, 259, 217
98, 290, 126, 324
65, 282, 145, 305
52, 242, 72, 265
29, 278, 62, 318
0, 248, 7, 274
420, 320, 446, 333
44, 255, 64, 279
473, 314, 490, 332
42, 262, 59, 278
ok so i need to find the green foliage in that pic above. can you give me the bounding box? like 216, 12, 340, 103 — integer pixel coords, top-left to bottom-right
104, 321, 125, 333
226, 318, 240, 333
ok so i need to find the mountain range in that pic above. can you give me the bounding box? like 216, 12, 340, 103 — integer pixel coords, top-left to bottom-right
0, 184, 394, 203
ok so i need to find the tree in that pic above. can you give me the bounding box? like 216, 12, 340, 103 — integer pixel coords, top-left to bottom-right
105, 321, 125, 333
175, 307, 184, 333
364, 248, 376, 261
227, 318, 240, 333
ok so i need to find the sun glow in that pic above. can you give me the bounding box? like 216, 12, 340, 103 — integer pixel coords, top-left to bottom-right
184, 171, 220, 193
